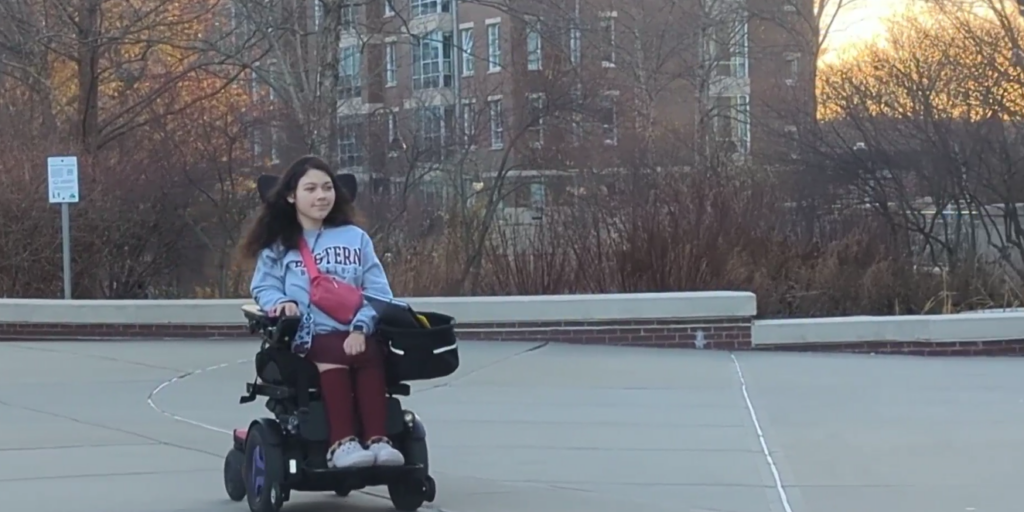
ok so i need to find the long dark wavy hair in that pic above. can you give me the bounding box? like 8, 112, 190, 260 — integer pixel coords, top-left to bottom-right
238, 156, 361, 262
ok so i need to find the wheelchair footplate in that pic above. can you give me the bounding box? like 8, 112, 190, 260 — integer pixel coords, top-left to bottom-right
295, 461, 425, 491
304, 463, 423, 476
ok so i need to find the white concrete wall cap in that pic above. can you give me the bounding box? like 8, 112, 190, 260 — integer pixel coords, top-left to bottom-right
0, 291, 757, 325
753, 312, 1024, 345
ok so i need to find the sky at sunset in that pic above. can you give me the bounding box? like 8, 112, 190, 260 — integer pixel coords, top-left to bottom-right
822, 0, 904, 60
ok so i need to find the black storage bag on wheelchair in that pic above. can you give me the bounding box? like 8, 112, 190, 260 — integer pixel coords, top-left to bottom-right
378, 311, 460, 382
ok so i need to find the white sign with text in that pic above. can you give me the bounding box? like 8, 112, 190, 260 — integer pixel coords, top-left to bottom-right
47, 156, 79, 204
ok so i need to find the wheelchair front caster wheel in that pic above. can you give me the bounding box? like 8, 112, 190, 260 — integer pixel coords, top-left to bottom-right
424, 475, 436, 502
224, 448, 246, 502
388, 476, 433, 511
334, 489, 350, 497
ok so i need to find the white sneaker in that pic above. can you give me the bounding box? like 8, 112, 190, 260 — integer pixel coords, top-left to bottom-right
327, 438, 375, 469
368, 440, 405, 466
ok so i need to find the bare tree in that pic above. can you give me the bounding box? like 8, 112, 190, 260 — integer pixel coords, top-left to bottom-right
218, 0, 447, 162
159, 103, 262, 297
0, 0, 246, 154
814, 3, 1024, 282
365, 22, 615, 294
749, 0, 857, 73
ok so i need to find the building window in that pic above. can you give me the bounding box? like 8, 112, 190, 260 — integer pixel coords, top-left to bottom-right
730, 19, 749, 78
338, 120, 364, 168
599, 14, 615, 67
530, 182, 546, 209
384, 0, 394, 16
570, 84, 582, 145
419, 108, 443, 151
387, 111, 396, 151
526, 19, 542, 70
313, 0, 323, 29
510, 179, 547, 209
710, 16, 748, 78
569, 24, 580, 66
385, 43, 397, 86
736, 95, 750, 152
338, 45, 361, 99
411, 0, 450, 18
487, 22, 501, 72
784, 124, 798, 158
461, 99, 476, 147
488, 97, 503, 148
599, 92, 617, 145
526, 93, 545, 147
340, 0, 357, 30
713, 95, 751, 154
460, 27, 474, 76
416, 105, 455, 161
270, 128, 279, 163
268, 81, 279, 162
249, 69, 267, 157
412, 30, 453, 90
785, 52, 799, 85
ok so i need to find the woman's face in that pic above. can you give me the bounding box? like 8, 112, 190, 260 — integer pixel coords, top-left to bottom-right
288, 169, 336, 223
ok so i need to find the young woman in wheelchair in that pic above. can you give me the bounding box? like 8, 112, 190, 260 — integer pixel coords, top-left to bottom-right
238, 156, 405, 470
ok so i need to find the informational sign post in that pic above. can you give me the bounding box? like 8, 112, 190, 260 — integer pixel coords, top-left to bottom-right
47, 156, 79, 300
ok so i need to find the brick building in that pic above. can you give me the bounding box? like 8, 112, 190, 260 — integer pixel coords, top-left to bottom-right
241, 0, 815, 203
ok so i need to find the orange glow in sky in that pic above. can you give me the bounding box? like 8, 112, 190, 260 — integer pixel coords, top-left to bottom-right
823, 0, 1020, 61
822, 0, 908, 61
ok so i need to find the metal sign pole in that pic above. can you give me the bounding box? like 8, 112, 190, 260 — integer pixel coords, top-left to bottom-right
61, 203, 72, 299
47, 156, 79, 300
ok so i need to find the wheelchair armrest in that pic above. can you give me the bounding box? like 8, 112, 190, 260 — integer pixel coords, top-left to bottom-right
241, 305, 300, 347
242, 304, 269, 325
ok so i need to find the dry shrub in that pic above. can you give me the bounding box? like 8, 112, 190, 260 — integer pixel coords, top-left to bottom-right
3, 137, 1012, 315
387, 163, 1017, 318
0, 134, 194, 297
1, 93, 1011, 315
0, 91, 259, 298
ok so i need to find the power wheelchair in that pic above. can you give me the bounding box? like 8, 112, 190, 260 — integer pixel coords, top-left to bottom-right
223, 297, 460, 512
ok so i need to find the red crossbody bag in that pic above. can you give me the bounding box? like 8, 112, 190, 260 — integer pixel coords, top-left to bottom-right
298, 236, 364, 324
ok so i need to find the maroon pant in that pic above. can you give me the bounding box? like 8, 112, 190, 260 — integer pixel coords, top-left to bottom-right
306, 332, 388, 444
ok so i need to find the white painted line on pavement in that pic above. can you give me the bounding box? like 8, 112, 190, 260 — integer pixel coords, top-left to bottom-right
731, 353, 794, 512
145, 359, 251, 435
146, 356, 457, 512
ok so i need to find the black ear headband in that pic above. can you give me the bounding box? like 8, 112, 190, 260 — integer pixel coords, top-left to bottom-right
256, 173, 358, 203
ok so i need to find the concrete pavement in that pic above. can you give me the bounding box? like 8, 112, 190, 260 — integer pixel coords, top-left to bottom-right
0, 339, 1022, 512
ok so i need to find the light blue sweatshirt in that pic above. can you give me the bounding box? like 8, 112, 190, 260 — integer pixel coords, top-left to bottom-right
250, 225, 394, 337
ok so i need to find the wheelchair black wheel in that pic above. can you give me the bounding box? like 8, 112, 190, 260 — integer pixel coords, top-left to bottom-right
392, 430, 435, 506
403, 435, 429, 475
387, 477, 428, 511
224, 448, 246, 502
334, 489, 350, 497
243, 425, 285, 512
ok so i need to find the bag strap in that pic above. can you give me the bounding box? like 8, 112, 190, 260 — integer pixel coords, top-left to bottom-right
298, 237, 321, 279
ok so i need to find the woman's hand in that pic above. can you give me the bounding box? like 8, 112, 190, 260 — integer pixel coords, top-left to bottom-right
343, 331, 366, 356
271, 301, 299, 317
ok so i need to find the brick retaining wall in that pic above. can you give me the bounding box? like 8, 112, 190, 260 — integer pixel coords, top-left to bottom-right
456, 318, 751, 349
0, 317, 753, 349
754, 339, 1024, 356
7, 318, 1024, 355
